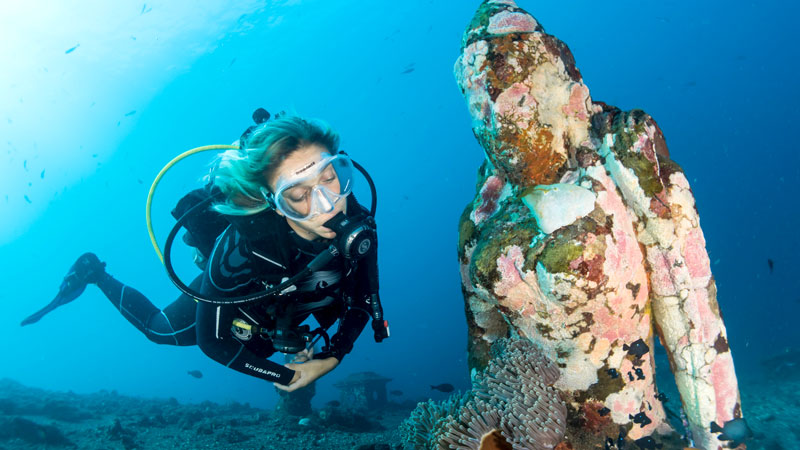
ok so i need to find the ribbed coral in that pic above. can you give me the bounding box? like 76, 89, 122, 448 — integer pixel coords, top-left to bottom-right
401, 393, 470, 450
401, 338, 566, 450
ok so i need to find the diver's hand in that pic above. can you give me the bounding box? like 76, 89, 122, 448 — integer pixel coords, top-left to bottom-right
274, 357, 339, 392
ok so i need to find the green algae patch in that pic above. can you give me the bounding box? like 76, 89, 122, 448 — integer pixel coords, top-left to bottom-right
471, 209, 541, 289
464, 2, 495, 46
539, 238, 583, 274
617, 150, 663, 196
606, 109, 665, 197
458, 206, 477, 257
467, 332, 494, 372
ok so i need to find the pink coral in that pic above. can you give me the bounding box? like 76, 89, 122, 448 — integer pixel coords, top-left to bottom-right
562, 83, 590, 121
711, 353, 738, 423
488, 11, 539, 34
683, 227, 711, 281
472, 175, 505, 225
495, 247, 524, 297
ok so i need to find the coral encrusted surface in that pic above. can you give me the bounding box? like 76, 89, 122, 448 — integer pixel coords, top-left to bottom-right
454, 1, 744, 449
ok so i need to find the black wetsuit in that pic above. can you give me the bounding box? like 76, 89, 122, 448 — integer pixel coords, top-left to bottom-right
94, 195, 377, 385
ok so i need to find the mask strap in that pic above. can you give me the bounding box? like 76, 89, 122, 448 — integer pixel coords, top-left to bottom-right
260, 186, 276, 209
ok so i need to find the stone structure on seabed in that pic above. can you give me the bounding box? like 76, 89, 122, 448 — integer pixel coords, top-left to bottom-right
448, 1, 747, 449
333, 371, 392, 410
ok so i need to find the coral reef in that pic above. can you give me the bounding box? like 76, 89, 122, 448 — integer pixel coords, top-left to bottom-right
454, 1, 744, 449
401, 338, 567, 450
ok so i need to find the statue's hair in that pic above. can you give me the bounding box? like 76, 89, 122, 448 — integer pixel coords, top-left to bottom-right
209, 114, 340, 216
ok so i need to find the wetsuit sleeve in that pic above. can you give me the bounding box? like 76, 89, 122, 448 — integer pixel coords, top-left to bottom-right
323, 296, 371, 362
317, 229, 379, 362
195, 275, 296, 385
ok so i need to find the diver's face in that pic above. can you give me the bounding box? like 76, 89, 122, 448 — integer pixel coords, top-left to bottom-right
268, 144, 347, 241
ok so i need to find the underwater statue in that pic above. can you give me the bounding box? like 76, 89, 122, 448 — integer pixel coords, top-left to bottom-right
454, 1, 744, 449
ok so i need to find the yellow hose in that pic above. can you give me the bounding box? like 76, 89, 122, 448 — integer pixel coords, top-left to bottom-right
146, 144, 239, 264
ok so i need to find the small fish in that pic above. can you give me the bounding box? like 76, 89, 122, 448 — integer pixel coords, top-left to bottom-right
325, 400, 340, 407
23, 160, 27, 171
710, 418, 753, 447
633, 436, 662, 449
40, 169, 45, 179
607, 368, 620, 379
65, 44, 80, 54
623, 339, 650, 358
617, 428, 626, 449
767, 258, 774, 273
124, 110, 137, 117
228, 57, 237, 67
634, 368, 645, 380
401, 67, 415, 74
187, 370, 203, 378
627, 371, 634, 382
140, 4, 152, 14
390, 390, 403, 396
655, 393, 668, 403
430, 383, 455, 393
24, 195, 31, 204
629, 412, 652, 428
598, 407, 610, 416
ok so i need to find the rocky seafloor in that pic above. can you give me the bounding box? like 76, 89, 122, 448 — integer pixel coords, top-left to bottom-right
0, 378, 413, 450
737, 374, 800, 450
0, 373, 796, 450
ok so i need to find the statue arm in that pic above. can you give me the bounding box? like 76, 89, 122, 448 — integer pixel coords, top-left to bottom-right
598, 114, 744, 448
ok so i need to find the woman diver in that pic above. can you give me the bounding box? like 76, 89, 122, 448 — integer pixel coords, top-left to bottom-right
21, 113, 389, 392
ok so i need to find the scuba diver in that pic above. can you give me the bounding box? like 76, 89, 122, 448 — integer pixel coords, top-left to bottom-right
21, 110, 389, 392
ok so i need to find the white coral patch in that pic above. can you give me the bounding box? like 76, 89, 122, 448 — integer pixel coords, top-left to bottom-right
521, 183, 596, 234
606, 387, 644, 425
555, 349, 600, 391
597, 134, 652, 217
640, 217, 676, 247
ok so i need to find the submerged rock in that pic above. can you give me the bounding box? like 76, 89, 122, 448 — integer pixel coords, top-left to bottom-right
455, 1, 745, 449
0, 417, 74, 447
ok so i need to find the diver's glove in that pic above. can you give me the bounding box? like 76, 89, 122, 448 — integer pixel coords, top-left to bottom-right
372, 319, 390, 342
368, 294, 390, 343
20, 253, 107, 326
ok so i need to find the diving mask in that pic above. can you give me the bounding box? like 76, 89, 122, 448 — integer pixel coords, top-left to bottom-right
266, 152, 354, 222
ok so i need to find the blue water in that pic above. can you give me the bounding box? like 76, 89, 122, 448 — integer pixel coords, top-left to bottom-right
1, 0, 798, 420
